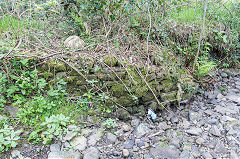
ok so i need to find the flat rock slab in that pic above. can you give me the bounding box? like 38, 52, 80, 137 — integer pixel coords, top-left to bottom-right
48, 151, 81, 159
226, 95, 240, 105
83, 147, 100, 159
150, 147, 180, 159
186, 128, 202, 136
135, 123, 150, 138
70, 136, 87, 151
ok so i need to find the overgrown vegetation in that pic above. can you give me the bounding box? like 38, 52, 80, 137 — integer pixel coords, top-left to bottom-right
0, 0, 239, 154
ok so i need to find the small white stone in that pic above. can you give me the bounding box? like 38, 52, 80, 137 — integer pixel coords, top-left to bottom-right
122, 149, 130, 157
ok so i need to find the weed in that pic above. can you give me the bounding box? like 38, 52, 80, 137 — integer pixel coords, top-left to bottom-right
0, 124, 21, 152
102, 118, 117, 129
40, 114, 70, 144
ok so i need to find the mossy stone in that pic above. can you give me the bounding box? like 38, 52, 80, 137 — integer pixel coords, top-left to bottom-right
161, 79, 176, 92
76, 80, 88, 86
68, 70, 79, 76
116, 108, 131, 120
114, 95, 136, 107
48, 60, 67, 72
141, 92, 155, 102
134, 86, 148, 98
63, 76, 77, 84
161, 92, 177, 102
111, 85, 126, 98
98, 73, 114, 81
104, 55, 118, 67
149, 101, 158, 111
39, 72, 53, 80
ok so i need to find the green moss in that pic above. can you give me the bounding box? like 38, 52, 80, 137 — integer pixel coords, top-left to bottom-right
48, 60, 67, 72
141, 92, 155, 102
161, 92, 177, 101
104, 55, 118, 67
116, 108, 131, 120
68, 70, 79, 76
63, 76, 77, 84
111, 85, 126, 97
39, 72, 53, 80
114, 95, 136, 107
161, 79, 176, 92
133, 86, 148, 98
98, 73, 113, 81
76, 80, 88, 86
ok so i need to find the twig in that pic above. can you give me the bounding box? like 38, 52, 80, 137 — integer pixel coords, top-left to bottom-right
135, 66, 171, 114
145, 3, 152, 78
0, 38, 22, 60
193, 0, 208, 72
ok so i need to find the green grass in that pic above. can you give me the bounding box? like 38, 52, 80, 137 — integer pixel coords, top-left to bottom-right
0, 16, 24, 33
169, 5, 203, 23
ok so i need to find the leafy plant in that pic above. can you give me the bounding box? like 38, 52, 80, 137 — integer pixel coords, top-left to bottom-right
196, 61, 216, 78
17, 96, 58, 125
40, 114, 70, 144
0, 125, 21, 152
102, 118, 117, 129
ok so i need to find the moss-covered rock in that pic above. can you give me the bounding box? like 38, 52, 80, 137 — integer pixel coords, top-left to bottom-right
160, 79, 177, 92
39, 72, 53, 80
161, 92, 177, 102
116, 108, 131, 120
104, 55, 118, 67
48, 60, 67, 72
114, 95, 136, 107
76, 80, 88, 86
149, 101, 158, 111
111, 85, 126, 97
63, 76, 77, 84
98, 73, 114, 81
141, 92, 155, 102
133, 86, 148, 98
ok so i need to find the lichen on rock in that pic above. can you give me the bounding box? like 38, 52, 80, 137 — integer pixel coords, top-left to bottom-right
103, 55, 119, 67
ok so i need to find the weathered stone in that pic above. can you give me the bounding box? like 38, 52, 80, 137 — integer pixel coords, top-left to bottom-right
158, 122, 171, 130
64, 36, 85, 49
5, 106, 19, 117
170, 116, 179, 124
202, 152, 212, 158
150, 147, 180, 159
214, 105, 236, 115
226, 95, 240, 105
70, 136, 87, 151
230, 150, 239, 159
189, 111, 202, 121
179, 150, 194, 159
214, 141, 227, 154
11, 150, 21, 158
88, 129, 104, 146
116, 108, 131, 120
196, 137, 205, 145
83, 147, 100, 159
131, 118, 140, 127
123, 136, 135, 149
48, 151, 81, 159
122, 149, 130, 157
210, 125, 221, 137
62, 132, 77, 142
50, 144, 61, 152
135, 123, 150, 138
122, 124, 131, 132
106, 132, 117, 144
186, 128, 202, 136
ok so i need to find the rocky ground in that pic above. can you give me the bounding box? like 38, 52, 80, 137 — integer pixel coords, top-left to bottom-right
4, 69, 240, 159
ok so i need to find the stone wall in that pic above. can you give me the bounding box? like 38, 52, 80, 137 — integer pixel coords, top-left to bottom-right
38, 53, 197, 115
